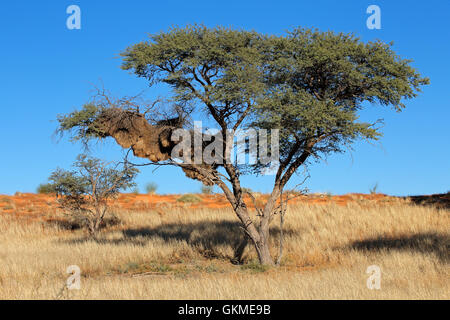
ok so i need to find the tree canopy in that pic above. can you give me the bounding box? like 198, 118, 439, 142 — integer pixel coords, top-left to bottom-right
119, 25, 428, 182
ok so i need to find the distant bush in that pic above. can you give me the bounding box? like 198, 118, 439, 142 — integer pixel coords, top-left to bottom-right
37, 183, 55, 194
177, 194, 202, 203
131, 186, 140, 195
369, 182, 379, 194
200, 185, 214, 194
49, 154, 138, 237
146, 182, 158, 194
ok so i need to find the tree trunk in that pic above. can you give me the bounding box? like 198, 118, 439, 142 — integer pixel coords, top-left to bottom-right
216, 170, 277, 266
255, 236, 274, 265
88, 220, 97, 238
252, 188, 281, 266
232, 236, 248, 264
235, 222, 274, 265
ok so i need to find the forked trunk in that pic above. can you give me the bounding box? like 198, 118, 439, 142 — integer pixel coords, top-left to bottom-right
254, 235, 274, 265
229, 189, 279, 266
233, 227, 275, 265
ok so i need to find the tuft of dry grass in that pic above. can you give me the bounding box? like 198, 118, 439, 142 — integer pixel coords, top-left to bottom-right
0, 201, 448, 299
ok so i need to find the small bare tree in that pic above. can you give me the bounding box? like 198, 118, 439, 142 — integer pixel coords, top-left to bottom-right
56, 26, 428, 264
48, 154, 139, 237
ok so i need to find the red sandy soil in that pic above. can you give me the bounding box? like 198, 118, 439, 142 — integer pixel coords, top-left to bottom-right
0, 192, 448, 221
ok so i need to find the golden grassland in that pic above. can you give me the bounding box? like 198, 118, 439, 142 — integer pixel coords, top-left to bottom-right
0, 198, 448, 299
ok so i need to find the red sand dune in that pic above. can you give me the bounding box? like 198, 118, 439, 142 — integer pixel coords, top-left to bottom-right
0, 192, 448, 221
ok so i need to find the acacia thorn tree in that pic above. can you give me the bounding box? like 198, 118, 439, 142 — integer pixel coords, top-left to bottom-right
57, 25, 428, 265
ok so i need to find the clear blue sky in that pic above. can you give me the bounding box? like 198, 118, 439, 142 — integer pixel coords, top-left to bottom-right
0, 0, 448, 196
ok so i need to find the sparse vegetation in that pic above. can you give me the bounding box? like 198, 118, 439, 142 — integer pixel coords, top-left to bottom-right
200, 185, 214, 195
47, 154, 138, 237
241, 260, 271, 273
36, 183, 54, 194
177, 194, 202, 203
370, 182, 379, 194
0, 201, 447, 299
145, 182, 158, 194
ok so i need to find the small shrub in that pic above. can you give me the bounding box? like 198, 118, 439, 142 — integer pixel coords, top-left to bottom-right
45, 215, 123, 232
241, 261, 271, 273
146, 182, 158, 194
200, 185, 214, 194
177, 194, 202, 203
369, 182, 379, 194
153, 263, 172, 273
37, 183, 55, 194
49, 154, 138, 237
120, 262, 140, 274
131, 186, 140, 195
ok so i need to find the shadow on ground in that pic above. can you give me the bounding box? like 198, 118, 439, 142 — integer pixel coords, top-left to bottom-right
405, 192, 450, 209
46, 216, 121, 231
350, 232, 449, 263
61, 220, 298, 260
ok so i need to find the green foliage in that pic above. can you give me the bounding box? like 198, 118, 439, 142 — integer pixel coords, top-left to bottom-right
120, 25, 428, 173
145, 182, 158, 194
36, 183, 55, 194
56, 104, 106, 144
200, 185, 214, 194
121, 25, 265, 126
177, 194, 202, 203
241, 260, 271, 273
252, 28, 429, 165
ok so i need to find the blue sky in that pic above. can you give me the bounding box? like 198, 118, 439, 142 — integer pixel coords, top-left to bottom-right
0, 0, 448, 196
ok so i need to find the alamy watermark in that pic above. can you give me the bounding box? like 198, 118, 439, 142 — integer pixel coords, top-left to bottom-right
66, 265, 81, 290
170, 122, 280, 175
366, 265, 381, 290
66, 5, 81, 30
366, 5, 381, 30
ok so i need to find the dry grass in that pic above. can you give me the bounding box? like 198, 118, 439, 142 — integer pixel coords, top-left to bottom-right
0, 201, 448, 299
